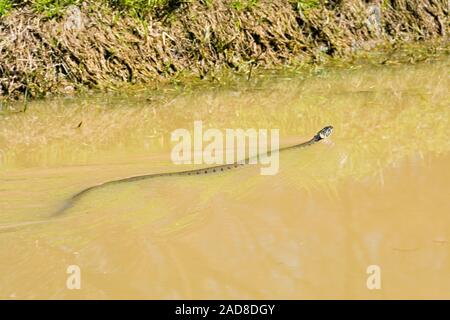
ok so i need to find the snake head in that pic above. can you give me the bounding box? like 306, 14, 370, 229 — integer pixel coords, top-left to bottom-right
316, 126, 333, 140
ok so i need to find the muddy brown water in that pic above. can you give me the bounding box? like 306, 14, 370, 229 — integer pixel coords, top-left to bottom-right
0, 58, 449, 299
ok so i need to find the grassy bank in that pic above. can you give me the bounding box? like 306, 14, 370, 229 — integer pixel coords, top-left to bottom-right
0, 0, 448, 101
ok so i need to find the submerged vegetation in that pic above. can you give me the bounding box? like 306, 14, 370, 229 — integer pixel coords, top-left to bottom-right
0, 0, 448, 101
0, 56, 448, 172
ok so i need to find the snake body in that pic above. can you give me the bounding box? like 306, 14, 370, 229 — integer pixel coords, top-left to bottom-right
0, 126, 333, 232
52, 126, 333, 216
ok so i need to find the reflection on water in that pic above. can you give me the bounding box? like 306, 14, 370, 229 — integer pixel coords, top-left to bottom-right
0, 57, 449, 299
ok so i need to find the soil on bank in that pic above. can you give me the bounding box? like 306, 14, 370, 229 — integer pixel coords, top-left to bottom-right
0, 0, 448, 101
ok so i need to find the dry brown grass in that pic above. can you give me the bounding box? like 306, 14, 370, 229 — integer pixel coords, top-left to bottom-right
0, 0, 448, 101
